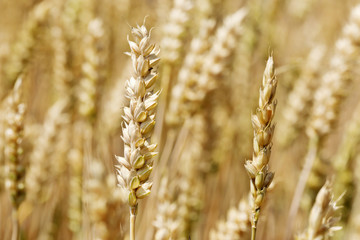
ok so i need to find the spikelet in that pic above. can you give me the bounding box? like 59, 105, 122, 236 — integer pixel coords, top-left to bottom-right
78, 18, 105, 120
4, 2, 50, 85
279, 46, 325, 147
306, 5, 360, 140
115, 23, 160, 208
210, 199, 251, 240
244, 56, 277, 232
26, 100, 69, 203
297, 180, 342, 240
166, 19, 216, 126
161, 0, 193, 64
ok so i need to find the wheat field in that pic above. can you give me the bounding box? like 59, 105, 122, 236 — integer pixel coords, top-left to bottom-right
1, 0, 360, 239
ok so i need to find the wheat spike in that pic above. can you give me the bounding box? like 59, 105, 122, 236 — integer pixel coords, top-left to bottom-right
114, 22, 160, 240
297, 180, 342, 240
244, 56, 277, 239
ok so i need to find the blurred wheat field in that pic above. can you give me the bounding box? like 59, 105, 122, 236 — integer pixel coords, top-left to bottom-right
1, 0, 360, 239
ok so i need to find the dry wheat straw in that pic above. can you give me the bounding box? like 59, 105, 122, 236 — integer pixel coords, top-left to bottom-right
4, 2, 50, 86
114, 22, 160, 240
210, 199, 251, 240
4, 78, 26, 240
287, 6, 360, 238
244, 56, 277, 240
296, 180, 342, 240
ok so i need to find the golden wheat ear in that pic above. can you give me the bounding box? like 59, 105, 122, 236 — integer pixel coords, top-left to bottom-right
115, 21, 160, 240
245, 56, 277, 240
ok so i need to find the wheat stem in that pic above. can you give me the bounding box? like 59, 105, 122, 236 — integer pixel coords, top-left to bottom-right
251, 225, 256, 240
130, 206, 137, 240
11, 209, 19, 240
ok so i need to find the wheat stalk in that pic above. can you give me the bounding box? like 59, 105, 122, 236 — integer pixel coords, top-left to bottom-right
244, 56, 277, 240
114, 22, 160, 240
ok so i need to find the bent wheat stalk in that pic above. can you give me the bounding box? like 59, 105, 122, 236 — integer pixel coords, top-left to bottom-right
244, 56, 277, 240
114, 22, 160, 240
